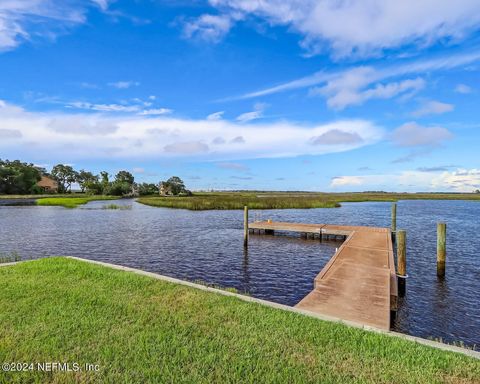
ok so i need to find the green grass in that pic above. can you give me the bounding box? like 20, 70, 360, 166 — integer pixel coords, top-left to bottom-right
101, 203, 132, 210
138, 192, 341, 210
36, 196, 117, 208
0, 258, 478, 383
137, 191, 480, 210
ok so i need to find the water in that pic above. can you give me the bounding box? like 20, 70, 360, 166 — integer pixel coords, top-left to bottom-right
1, 199, 479, 349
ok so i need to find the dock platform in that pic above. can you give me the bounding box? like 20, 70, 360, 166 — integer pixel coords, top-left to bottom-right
248, 221, 397, 330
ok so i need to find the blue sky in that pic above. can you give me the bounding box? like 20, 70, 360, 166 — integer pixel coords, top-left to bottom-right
0, 0, 479, 192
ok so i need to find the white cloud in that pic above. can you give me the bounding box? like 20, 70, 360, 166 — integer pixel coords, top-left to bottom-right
238, 51, 480, 103
212, 136, 226, 145
236, 102, 267, 122
432, 169, 480, 192
0, 128, 22, 139
0, 100, 383, 160
108, 81, 140, 89
230, 136, 245, 144
391, 122, 453, 147
0, 1, 112, 51
164, 141, 210, 154
133, 167, 145, 173
309, 67, 425, 110
66, 101, 141, 113
216, 162, 249, 172
455, 83, 472, 94
79, 82, 100, 89
140, 108, 172, 116
331, 168, 480, 192
91, 0, 112, 11
236, 110, 262, 123
65, 100, 172, 115
183, 14, 233, 42
411, 100, 454, 117
309, 129, 363, 146
48, 116, 118, 135
205, 0, 480, 58
330, 176, 364, 187
207, 111, 224, 121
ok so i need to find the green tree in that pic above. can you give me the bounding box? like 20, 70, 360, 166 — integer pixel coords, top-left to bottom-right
77, 170, 98, 193
166, 176, 186, 195
0, 159, 42, 194
102, 170, 135, 196
51, 164, 78, 193
100, 171, 109, 187
115, 171, 134, 185
137, 183, 159, 196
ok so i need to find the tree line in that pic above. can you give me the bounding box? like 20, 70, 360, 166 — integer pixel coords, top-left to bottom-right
0, 159, 189, 196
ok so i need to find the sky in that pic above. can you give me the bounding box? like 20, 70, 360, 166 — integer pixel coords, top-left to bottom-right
0, 0, 479, 192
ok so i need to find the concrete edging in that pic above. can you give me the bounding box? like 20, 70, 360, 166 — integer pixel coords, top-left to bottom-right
2, 257, 479, 359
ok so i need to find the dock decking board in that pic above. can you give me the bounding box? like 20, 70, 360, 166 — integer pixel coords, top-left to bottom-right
248, 221, 397, 330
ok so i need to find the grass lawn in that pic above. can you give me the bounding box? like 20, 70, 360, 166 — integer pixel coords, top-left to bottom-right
137, 191, 480, 210
35, 196, 117, 208
0, 258, 478, 383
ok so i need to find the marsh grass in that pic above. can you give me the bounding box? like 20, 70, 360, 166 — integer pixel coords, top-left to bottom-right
101, 204, 132, 210
36, 196, 116, 208
0, 258, 479, 383
137, 191, 480, 210
0, 251, 21, 264
138, 193, 340, 210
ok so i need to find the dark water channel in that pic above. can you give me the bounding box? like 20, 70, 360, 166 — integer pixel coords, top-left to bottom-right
1, 199, 479, 349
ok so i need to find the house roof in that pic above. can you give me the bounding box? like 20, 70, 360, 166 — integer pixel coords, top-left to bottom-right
37, 175, 58, 188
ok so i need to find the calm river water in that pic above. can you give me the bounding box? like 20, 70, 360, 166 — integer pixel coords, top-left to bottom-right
1, 199, 479, 349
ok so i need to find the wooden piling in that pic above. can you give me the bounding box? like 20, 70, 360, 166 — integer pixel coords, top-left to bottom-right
437, 222, 446, 277
243, 206, 248, 247
391, 203, 397, 234
397, 229, 406, 295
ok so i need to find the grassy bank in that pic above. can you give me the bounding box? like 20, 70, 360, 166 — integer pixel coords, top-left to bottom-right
0, 258, 478, 383
36, 196, 116, 208
138, 193, 340, 210
137, 191, 480, 210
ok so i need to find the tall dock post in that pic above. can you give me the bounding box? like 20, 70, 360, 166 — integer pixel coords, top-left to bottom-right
396, 229, 406, 296
391, 202, 397, 236
243, 206, 249, 247
437, 222, 446, 277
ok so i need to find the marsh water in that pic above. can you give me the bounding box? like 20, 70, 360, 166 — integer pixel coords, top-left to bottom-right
1, 199, 479, 349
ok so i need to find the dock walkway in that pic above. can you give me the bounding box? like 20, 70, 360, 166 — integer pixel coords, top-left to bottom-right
248, 221, 397, 330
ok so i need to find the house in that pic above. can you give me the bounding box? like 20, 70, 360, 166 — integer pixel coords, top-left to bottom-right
159, 182, 172, 196
36, 175, 58, 193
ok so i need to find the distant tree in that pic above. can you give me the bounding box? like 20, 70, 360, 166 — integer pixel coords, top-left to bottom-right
51, 164, 78, 193
104, 182, 131, 196
103, 170, 135, 196
476, 189, 480, 194
84, 180, 103, 195
100, 171, 109, 184
115, 171, 134, 185
77, 170, 98, 193
137, 183, 159, 196
166, 176, 186, 195
159, 176, 191, 196
0, 159, 41, 194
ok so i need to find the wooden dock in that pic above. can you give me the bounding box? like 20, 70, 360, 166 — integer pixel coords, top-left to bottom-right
248, 221, 397, 330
